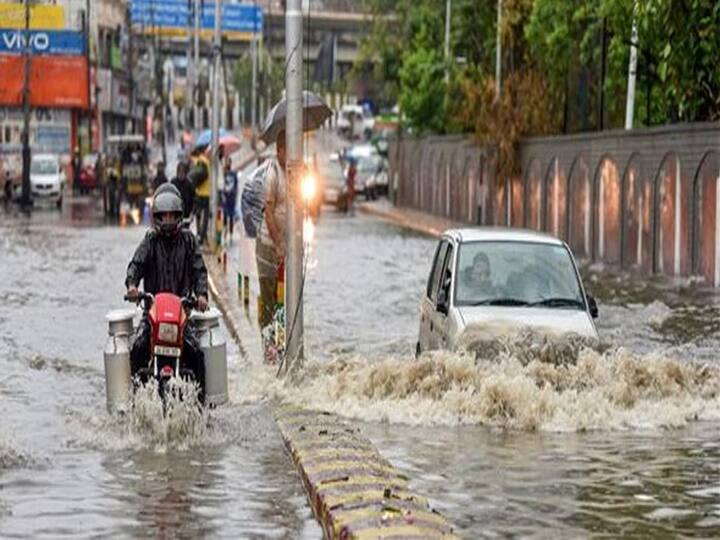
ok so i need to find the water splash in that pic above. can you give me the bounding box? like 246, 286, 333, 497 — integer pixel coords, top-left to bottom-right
244, 330, 720, 432
66, 378, 215, 452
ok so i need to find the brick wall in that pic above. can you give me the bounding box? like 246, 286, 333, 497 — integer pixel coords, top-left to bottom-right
389, 122, 720, 285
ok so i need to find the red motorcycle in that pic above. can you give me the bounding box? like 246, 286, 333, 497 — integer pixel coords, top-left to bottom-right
125, 291, 202, 401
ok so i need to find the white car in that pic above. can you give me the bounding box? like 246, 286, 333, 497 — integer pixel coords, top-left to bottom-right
417, 228, 599, 354
337, 104, 375, 140
30, 153, 64, 208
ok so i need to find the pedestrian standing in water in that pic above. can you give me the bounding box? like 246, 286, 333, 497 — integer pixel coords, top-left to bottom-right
256, 130, 286, 330
71, 147, 82, 196
189, 146, 211, 245
222, 155, 238, 243
151, 161, 168, 192
171, 161, 195, 220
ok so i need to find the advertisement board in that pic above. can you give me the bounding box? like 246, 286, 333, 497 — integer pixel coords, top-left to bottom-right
0, 3, 64, 30
0, 29, 85, 55
130, 0, 262, 40
0, 55, 89, 109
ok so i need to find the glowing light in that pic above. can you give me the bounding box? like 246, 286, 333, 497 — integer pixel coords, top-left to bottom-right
301, 173, 316, 202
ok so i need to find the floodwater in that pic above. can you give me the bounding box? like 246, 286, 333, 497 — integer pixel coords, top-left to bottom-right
292, 210, 720, 537
3, 188, 720, 537
0, 206, 319, 538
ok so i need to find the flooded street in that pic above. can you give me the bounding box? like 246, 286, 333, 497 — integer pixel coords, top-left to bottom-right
2, 197, 720, 538
0, 208, 319, 538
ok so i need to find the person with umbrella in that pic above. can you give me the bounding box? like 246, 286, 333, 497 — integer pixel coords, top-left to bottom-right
256, 129, 287, 331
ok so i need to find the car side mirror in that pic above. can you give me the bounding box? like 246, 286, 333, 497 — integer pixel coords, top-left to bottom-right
587, 295, 599, 319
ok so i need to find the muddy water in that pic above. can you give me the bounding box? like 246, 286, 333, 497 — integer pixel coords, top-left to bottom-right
293, 211, 720, 537
0, 210, 319, 538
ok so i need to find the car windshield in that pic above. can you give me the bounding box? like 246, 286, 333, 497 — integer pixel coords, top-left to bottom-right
31, 159, 57, 175
358, 155, 380, 173
454, 241, 585, 308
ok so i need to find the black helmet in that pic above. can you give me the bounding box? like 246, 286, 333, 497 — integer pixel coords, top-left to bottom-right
152, 184, 183, 236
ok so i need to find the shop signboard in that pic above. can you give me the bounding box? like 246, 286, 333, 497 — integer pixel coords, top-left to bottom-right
0, 3, 64, 30
130, 0, 262, 40
0, 55, 89, 109
0, 29, 85, 55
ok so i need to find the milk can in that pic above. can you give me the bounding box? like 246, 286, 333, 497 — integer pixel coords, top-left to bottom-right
191, 308, 228, 406
104, 309, 135, 413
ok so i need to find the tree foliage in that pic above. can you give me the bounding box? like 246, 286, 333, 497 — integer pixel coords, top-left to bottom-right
358, 0, 720, 141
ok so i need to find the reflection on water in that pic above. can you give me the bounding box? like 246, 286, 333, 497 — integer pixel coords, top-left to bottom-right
364, 422, 720, 537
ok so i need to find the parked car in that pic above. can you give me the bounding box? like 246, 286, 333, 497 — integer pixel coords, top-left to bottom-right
417, 228, 599, 355
30, 153, 64, 208
337, 104, 375, 140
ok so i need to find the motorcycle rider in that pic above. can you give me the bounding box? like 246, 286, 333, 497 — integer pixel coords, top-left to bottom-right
125, 184, 209, 400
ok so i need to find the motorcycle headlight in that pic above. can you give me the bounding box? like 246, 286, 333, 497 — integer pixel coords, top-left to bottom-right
158, 323, 179, 343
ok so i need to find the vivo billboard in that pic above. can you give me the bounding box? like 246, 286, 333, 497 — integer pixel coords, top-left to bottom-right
0, 29, 85, 55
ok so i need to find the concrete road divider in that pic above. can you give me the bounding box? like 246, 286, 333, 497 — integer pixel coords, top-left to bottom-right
205, 254, 457, 539
275, 407, 458, 539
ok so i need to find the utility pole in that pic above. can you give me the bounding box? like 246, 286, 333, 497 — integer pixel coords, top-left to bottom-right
194, 0, 201, 129
186, 0, 193, 129
625, 4, 638, 130
85, 0, 92, 152
209, 0, 222, 252
251, 0, 258, 132
285, 0, 304, 369
20, 0, 31, 212
495, 0, 502, 96
444, 0, 451, 83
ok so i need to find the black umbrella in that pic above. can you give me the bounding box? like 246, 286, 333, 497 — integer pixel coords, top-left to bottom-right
260, 91, 332, 145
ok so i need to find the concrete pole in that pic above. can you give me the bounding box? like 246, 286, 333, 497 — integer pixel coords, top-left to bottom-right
495, 0, 502, 96
193, 0, 201, 130
251, 34, 257, 131
186, 0, 193, 128
444, 0, 451, 83
209, 0, 222, 252
21, 0, 31, 211
285, 0, 304, 369
625, 4, 638, 130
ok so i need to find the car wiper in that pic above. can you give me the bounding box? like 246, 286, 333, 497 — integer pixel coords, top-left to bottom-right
526, 297, 585, 308
470, 298, 529, 306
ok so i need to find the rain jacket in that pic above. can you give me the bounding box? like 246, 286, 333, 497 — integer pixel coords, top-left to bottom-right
125, 229, 208, 298
191, 154, 211, 198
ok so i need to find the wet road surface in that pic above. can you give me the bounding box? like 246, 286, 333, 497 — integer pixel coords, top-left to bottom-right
0, 208, 319, 538
291, 207, 720, 537
3, 183, 720, 537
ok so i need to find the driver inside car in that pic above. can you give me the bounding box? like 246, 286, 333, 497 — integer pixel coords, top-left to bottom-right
462, 252, 495, 297
125, 184, 209, 398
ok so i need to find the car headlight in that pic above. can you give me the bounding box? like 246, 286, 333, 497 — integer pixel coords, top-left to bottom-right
158, 323, 178, 343
301, 173, 316, 202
